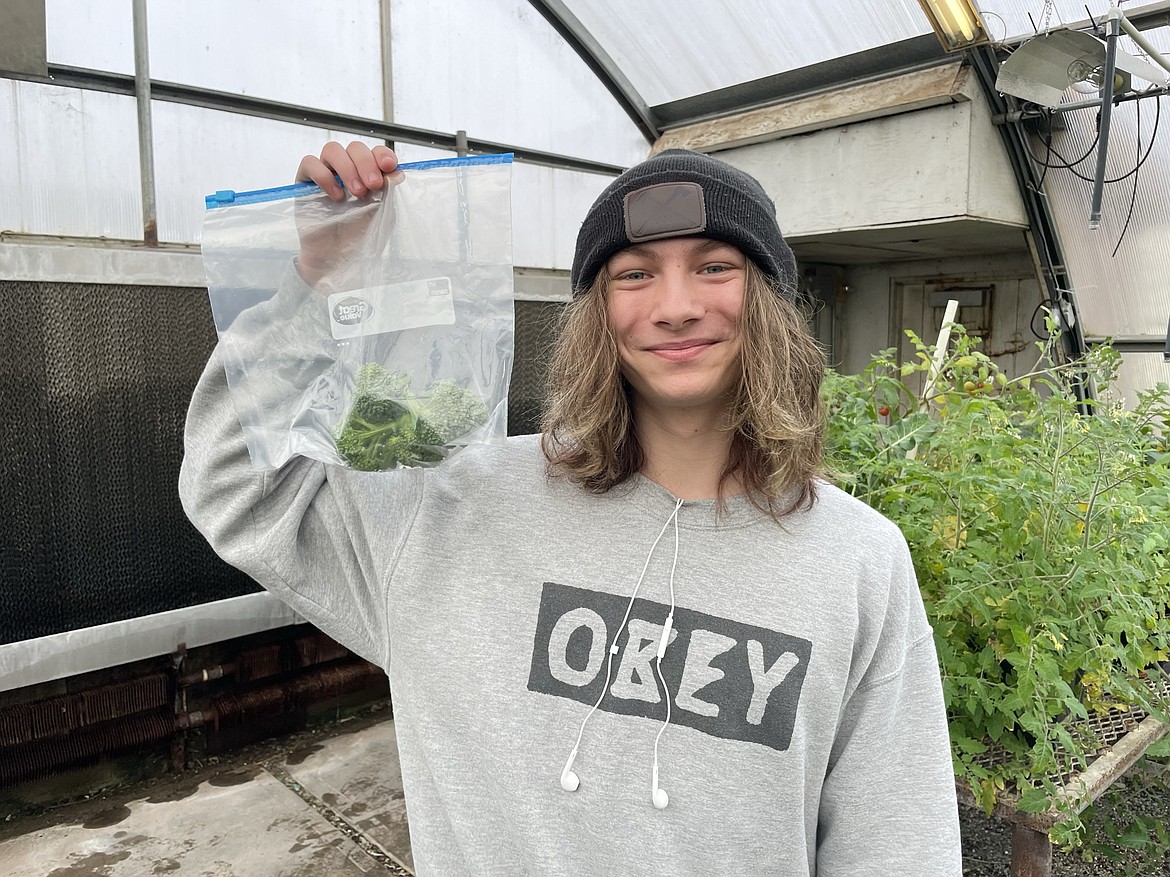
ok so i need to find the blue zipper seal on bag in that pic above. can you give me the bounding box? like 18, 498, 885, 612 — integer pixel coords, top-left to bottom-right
205, 153, 514, 209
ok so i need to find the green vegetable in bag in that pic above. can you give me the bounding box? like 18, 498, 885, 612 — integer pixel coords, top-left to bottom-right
334, 363, 488, 470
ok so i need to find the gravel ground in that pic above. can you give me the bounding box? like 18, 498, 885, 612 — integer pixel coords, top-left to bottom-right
960, 763, 1170, 876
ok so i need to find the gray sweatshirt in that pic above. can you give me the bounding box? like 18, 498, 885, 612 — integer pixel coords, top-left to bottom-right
180, 341, 962, 876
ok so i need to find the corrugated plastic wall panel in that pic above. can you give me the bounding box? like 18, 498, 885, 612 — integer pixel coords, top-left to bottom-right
45, 0, 133, 73
1032, 26, 1170, 341
148, 1, 385, 120
510, 162, 614, 271
390, 0, 647, 166
978, 1, 1170, 42
0, 81, 141, 240
1115, 351, 1170, 402
395, 143, 615, 270
152, 104, 384, 245
48, 0, 384, 119
562, 0, 932, 106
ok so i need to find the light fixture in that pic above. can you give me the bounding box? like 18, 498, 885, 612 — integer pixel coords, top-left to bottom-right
995, 29, 1164, 109
918, 0, 990, 51
993, 8, 1170, 228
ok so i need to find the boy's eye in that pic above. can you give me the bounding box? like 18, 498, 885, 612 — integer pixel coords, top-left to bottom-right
702, 264, 730, 274
618, 270, 647, 281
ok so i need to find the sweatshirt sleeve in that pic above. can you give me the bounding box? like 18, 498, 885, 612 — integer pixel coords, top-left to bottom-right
178, 271, 425, 669
815, 538, 962, 876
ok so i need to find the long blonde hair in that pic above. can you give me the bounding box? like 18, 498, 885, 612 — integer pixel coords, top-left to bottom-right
540, 260, 826, 520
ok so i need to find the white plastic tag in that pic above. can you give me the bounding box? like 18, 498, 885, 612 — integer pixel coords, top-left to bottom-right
327, 277, 456, 339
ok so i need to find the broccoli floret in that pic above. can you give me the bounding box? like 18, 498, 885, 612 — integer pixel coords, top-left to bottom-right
351, 363, 412, 420
418, 379, 489, 443
334, 406, 415, 471
413, 417, 444, 447
334, 364, 488, 471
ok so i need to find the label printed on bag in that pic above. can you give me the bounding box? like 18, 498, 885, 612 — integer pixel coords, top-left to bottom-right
328, 277, 456, 339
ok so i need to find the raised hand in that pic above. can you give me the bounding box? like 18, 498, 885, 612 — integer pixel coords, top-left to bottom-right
293, 141, 401, 289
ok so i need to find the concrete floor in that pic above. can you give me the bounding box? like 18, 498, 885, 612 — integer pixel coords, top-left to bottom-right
0, 718, 414, 876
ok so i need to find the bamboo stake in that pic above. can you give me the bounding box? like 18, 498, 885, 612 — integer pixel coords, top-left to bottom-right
908, 299, 959, 461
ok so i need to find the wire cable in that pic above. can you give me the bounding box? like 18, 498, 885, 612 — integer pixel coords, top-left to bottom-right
651, 499, 682, 809
1031, 110, 1100, 185
561, 499, 684, 783
1112, 96, 1144, 257
1028, 93, 1161, 185
1029, 298, 1055, 340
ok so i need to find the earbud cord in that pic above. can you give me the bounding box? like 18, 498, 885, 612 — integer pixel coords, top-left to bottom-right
565, 499, 684, 763
652, 501, 682, 782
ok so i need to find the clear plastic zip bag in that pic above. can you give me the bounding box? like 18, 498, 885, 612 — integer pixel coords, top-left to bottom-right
201, 154, 514, 471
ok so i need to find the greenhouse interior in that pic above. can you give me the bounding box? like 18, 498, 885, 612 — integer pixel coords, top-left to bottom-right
1, 0, 1169, 875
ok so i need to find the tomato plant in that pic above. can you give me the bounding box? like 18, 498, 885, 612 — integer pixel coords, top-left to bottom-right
824, 319, 1170, 844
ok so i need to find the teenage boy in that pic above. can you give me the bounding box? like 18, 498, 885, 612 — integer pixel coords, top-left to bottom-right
180, 143, 962, 875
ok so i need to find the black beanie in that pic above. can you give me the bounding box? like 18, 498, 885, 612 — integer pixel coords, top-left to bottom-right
569, 148, 797, 298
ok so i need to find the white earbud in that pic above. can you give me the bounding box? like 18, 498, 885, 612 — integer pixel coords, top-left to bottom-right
561, 747, 580, 792
652, 761, 668, 810
651, 614, 674, 811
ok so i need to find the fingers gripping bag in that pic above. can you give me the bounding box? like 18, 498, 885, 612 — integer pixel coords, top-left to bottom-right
200, 154, 515, 471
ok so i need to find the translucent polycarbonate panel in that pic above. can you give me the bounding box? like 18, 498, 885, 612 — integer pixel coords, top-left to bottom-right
151, 103, 384, 244
390, 0, 646, 167
397, 143, 614, 271
0, 81, 141, 239
1113, 352, 1170, 409
560, 0, 932, 106
393, 143, 459, 164
148, 2, 384, 119
1030, 29, 1170, 339
45, 0, 133, 73
511, 162, 612, 271
978, 0, 1170, 42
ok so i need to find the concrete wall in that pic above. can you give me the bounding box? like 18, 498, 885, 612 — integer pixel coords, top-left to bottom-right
724, 97, 1027, 240
829, 250, 1043, 378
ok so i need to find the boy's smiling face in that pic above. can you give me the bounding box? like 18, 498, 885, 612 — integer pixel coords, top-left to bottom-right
606, 236, 746, 421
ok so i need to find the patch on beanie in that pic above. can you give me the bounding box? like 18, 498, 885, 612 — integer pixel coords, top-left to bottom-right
623, 182, 707, 243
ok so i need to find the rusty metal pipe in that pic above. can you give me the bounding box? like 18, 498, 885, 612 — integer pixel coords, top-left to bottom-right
0, 673, 171, 748
1, 659, 384, 788
178, 663, 236, 688
182, 633, 352, 687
